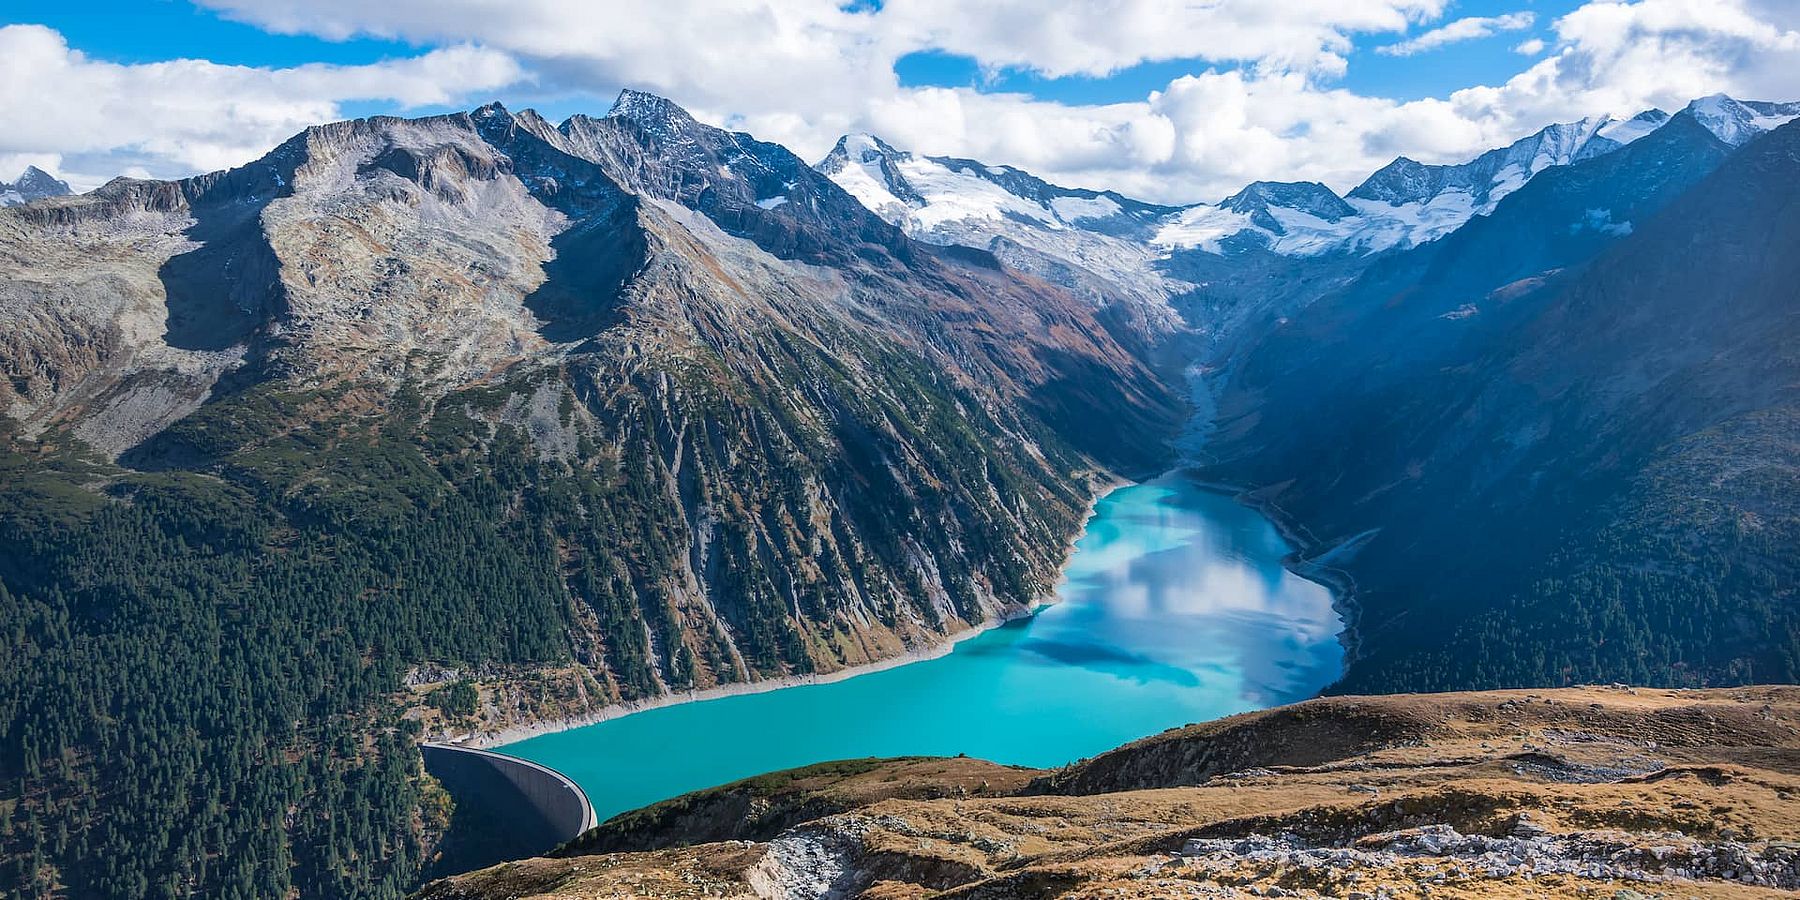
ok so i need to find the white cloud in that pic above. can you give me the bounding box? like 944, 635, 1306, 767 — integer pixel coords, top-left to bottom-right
199, 0, 1447, 83
4, 1, 1800, 203
0, 24, 525, 189
1377, 12, 1536, 57
874, 0, 1448, 77
1514, 38, 1548, 55
1445, 0, 1800, 143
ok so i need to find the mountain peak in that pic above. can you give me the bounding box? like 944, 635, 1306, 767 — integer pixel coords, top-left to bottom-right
1, 165, 73, 205
1222, 181, 1356, 223
815, 132, 926, 212
824, 133, 908, 167
1598, 109, 1670, 146
1678, 93, 1800, 146
606, 89, 698, 134
1346, 156, 1432, 205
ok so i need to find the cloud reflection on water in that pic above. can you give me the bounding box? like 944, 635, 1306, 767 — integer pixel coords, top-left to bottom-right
1045, 472, 1343, 706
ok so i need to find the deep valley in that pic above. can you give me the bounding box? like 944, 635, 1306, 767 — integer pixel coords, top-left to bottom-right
1, 83, 1796, 900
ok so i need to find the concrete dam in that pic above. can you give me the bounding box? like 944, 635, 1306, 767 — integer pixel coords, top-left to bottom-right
419, 742, 598, 879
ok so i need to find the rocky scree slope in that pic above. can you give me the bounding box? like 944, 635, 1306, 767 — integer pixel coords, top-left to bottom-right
0, 91, 1184, 898
418, 685, 1800, 900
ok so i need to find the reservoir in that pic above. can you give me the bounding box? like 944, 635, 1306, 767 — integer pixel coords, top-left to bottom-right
498, 472, 1344, 822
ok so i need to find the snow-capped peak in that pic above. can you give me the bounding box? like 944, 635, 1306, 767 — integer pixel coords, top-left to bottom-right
815, 133, 1171, 235
812, 133, 1191, 318
1158, 111, 1671, 257
816, 91, 1799, 268
606, 89, 698, 136
826, 133, 905, 166
0, 166, 73, 206
1349, 115, 1615, 210
815, 132, 924, 219
1682, 93, 1800, 146
1222, 182, 1357, 224
1598, 109, 1670, 146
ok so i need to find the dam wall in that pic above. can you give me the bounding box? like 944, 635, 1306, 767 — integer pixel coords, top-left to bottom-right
419, 742, 597, 879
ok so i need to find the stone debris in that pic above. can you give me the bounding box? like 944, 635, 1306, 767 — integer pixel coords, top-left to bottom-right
1175, 824, 1800, 890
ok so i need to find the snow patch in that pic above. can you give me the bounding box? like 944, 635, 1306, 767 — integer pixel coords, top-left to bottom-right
1049, 195, 1122, 222
1573, 208, 1632, 236
1598, 112, 1666, 145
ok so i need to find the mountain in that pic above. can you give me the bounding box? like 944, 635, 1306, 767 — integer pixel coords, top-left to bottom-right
421, 685, 1800, 899
1195, 107, 1800, 694
1684, 93, 1800, 146
1221, 180, 1358, 226
811, 108, 1722, 354
1155, 112, 1666, 258
820, 98, 1788, 272
1348, 116, 1623, 208
0, 165, 71, 206
815, 133, 1192, 329
816, 133, 1177, 241
0, 91, 1186, 898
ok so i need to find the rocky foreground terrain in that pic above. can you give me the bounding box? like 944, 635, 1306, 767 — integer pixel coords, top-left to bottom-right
417, 686, 1800, 899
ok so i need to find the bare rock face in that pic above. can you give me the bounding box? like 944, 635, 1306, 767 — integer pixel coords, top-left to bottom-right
256, 114, 566, 386
0, 181, 243, 455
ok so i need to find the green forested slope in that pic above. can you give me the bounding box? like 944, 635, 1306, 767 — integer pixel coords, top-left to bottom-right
0, 98, 1181, 898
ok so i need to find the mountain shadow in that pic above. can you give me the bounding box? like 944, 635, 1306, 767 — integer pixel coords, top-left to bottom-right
157, 190, 281, 352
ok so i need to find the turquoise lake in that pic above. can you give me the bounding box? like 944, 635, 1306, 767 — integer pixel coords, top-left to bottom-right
499, 472, 1344, 822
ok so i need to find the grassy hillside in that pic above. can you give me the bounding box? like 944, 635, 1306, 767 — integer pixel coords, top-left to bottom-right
420, 685, 1800, 899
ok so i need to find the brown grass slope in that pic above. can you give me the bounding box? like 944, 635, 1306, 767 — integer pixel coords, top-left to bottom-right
417, 685, 1800, 899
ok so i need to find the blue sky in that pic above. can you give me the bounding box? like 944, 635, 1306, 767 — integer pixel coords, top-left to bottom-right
892, 0, 1588, 104
9, 0, 410, 67
3, 1, 1796, 201
18, 0, 1582, 104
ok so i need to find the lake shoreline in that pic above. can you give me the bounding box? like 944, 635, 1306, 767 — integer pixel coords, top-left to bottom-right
1182, 471, 1363, 684
479, 471, 1351, 826
466, 474, 1129, 750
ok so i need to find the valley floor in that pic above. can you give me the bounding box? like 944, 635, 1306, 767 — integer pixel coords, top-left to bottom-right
416, 685, 1800, 900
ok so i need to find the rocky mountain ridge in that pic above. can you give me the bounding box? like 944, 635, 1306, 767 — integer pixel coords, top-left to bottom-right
819, 95, 1794, 268
814, 132, 1191, 329
3, 86, 1190, 688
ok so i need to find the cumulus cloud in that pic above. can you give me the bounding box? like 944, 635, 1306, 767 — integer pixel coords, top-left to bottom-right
874, 0, 1447, 77
1377, 11, 1536, 56
1446, 0, 1800, 143
5, 1, 1800, 203
199, 0, 1446, 82
1514, 38, 1548, 55
0, 24, 525, 188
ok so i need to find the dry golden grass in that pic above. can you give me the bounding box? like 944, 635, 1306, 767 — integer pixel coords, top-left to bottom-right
416, 686, 1800, 900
